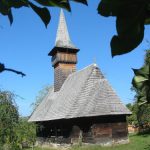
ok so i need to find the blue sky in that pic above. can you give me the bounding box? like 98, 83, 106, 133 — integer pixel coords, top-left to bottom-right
0, 0, 149, 116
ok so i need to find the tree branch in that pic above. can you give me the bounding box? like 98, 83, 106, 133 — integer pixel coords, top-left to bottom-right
0, 63, 26, 77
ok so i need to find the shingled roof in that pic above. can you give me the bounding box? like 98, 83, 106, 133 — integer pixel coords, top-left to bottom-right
48, 9, 79, 56
29, 64, 131, 122
55, 9, 77, 49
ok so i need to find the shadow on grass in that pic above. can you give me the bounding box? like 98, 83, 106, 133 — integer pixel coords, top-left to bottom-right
137, 129, 150, 137
144, 145, 150, 150
129, 129, 150, 137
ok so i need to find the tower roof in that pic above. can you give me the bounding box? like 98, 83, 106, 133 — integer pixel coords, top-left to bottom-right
49, 9, 79, 56
55, 9, 77, 49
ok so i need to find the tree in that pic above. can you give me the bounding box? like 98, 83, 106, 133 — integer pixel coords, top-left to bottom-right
31, 85, 52, 111
126, 102, 150, 128
137, 104, 150, 127
126, 103, 139, 126
0, 90, 19, 149
0, 90, 37, 149
16, 117, 36, 149
132, 50, 150, 104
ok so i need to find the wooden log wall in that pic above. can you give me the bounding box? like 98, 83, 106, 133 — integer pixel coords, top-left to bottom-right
52, 52, 77, 66
36, 115, 129, 145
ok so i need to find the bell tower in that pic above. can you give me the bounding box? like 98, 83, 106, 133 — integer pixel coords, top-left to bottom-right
48, 9, 79, 92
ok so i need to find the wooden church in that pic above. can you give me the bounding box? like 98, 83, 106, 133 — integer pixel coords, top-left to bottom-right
29, 10, 131, 146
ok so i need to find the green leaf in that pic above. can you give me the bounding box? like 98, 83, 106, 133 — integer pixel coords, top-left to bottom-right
98, 0, 147, 56
132, 76, 148, 89
133, 65, 149, 78
111, 31, 144, 56
29, 2, 51, 27
137, 88, 150, 105
132, 80, 143, 90
35, 0, 71, 11
111, 7, 145, 56
8, 9, 13, 25
8, 0, 29, 8
132, 64, 150, 90
71, 0, 88, 5
137, 97, 147, 105
132, 62, 150, 105
145, 18, 150, 25
133, 76, 148, 84
145, 3, 150, 24
97, 0, 132, 17
140, 84, 150, 98
0, 1, 9, 15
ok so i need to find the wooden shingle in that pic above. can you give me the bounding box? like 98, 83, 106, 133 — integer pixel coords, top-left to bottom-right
29, 64, 131, 122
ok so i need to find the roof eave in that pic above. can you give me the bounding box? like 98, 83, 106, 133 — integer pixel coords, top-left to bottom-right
48, 46, 80, 56
29, 112, 132, 122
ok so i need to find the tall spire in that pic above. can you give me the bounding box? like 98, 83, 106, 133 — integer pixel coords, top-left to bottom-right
55, 9, 77, 49
48, 9, 79, 92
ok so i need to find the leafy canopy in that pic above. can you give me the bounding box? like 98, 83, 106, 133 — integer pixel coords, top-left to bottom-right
132, 50, 150, 105
0, 0, 87, 27
0, 90, 36, 149
0, 90, 19, 147
126, 102, 150, 127
98, 0, 150, 56
1, 0, 149, 57
31, 85, 52, 111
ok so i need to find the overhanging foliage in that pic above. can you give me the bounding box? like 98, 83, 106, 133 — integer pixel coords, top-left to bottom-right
98, 0, 150, 56
0, 0, 88, 27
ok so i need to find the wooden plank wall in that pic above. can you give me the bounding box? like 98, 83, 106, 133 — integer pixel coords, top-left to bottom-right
36, 116, 129, 145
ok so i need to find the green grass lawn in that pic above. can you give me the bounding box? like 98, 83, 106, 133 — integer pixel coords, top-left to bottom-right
26, 133, 150, 150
